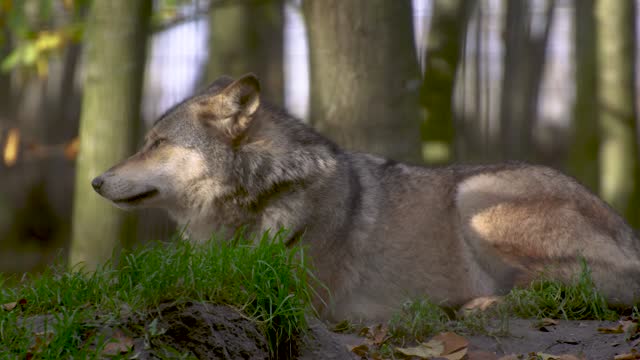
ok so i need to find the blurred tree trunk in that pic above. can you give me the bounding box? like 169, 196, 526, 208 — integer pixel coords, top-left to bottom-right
568, 0, 599, 192
0, 26, 12, 126
303, 0, 422, 163
595, 0, 640, 227
499, 0, 555, 161
422, 0, 473, 164
70, 0, 151, 269
206, 0, 284, 104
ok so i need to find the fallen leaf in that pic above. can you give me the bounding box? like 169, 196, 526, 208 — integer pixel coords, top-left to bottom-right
555, 339, 580, 345
459, 296, 503, 316
496, 355, 519, 360
28, 331, 54, 356
349, 343, 369, 357
535, 352, 558, 360
468, 350, 500, 360
2, 302, 17, 311
443, 347, 468, 360
432, 332, 469, 355
396, 339, 444, 358
332, 319, 352, 333
598, 324, 624, 334
533, 353, 583, 360
542, 318, 559, 325
3, 298, 27, 311
101, 329, 134, 356
370, 324, 389, 346
615, 349, 640, 360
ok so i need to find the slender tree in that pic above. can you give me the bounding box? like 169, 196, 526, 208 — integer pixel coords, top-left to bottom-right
595, 0, 640, 227
421, 0, 474, 164
567, 0, 599, 192
70, 0, 151, 269
499, 0, 555, 161
207, 0, 284, 103
303, 0, 422, 163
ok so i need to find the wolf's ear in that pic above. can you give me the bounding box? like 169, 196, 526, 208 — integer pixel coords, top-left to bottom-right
219, 73, 261, 117
196, 73, 261, 139
202, 75, 235, 95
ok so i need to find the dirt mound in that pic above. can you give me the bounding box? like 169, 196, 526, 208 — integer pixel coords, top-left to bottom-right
130, 301, 270, 359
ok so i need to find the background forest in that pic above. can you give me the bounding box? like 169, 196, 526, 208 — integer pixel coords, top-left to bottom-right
0, 0, 637, 271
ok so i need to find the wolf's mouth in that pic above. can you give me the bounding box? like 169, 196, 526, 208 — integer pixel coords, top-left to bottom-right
114, 189, 159, 204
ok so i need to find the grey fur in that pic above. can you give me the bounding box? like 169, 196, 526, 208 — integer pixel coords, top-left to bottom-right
93, 74, 640, 322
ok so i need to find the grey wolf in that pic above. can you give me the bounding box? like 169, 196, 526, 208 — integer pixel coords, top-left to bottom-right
92, 73, 640, 322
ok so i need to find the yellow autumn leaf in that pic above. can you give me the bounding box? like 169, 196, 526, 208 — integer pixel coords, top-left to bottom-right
35, 31, 64, 52
3, 127, 19, 166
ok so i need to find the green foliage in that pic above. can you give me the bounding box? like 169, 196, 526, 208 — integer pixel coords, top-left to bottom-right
0, 0, 88, 75
505, 259, 618, 321
0, 230, 317, 357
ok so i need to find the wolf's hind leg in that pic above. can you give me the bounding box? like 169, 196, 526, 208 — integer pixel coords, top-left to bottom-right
456, 184, 640, 305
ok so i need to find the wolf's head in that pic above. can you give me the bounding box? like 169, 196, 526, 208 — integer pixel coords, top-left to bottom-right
92, 74, 338, 227
92, 74, 263, 213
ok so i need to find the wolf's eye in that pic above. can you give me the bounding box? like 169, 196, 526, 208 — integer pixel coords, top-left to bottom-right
149, 138, 165, 150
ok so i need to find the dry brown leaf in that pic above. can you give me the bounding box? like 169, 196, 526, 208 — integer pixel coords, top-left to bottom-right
443, 347, 468, 360
598, 324, 624, 334
496, 355, 519, 360
396, 339, 445, 358
555, 355, 583, 360
615, 349, 640, 360
459, 296, 503, 317
101, 329, 134, 356
349, 343, 369, 357
2, 302, 17, 311
370, 324, 389, 345
467, 350, 500, 360
432, 332, 469, 355
4, 298, 27, 311
28, 331, 54, 356
533, 353, 583, 360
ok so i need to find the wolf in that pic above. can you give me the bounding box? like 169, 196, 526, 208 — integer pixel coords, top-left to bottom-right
92, 73, 640, 322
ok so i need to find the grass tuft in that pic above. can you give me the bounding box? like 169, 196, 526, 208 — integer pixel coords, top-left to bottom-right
388, 298, 451, 342
505, 259, 618, 321
0, 229, 316, 358
386, 259, 620, 345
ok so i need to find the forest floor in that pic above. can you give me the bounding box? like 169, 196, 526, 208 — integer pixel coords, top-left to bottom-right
9, 300, 640, 359
1, 236, 639, 359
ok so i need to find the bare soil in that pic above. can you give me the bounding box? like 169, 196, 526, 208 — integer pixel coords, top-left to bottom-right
18, 302, 640, 359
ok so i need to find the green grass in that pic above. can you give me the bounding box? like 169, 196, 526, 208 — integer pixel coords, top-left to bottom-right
0, 229, 317, 358
505, 259, 618, 321
388, 299, 451, 342
387, 259, 621, 344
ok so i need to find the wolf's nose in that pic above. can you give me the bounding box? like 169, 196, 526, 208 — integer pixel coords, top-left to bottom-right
91, 176, 104, 191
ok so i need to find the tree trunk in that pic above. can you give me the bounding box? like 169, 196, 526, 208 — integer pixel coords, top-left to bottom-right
499, 0, 555, 161
303, 0, 422, 164
422, 0, 473, 164
595, 0, 640, 227
70, 0, 151, 269
567, 0, 599, 192
206, 0, 284, 104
